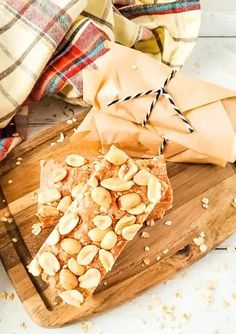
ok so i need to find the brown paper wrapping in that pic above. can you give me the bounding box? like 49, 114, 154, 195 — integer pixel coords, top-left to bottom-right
71, 42, 236, 166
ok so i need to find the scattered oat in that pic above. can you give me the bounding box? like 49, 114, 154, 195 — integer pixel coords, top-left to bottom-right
143, 258, 150, 266
156, 256, 161, 261
0, 291, 6, 299
200, 244, 208, 253
144, 246, 150, 252
200, 231, 206, 238
164, 220, 172, 226
103, 281, 107, 286
19, 322, 26, 329
6, 292, 14, 300
175, 291, 182, 299
2, 199, 6, 203
80, 320, 93, 333
17, 157, 23, 161
227, 246, 235, 253
12, 238, 17, 243
8, 180, 13, 184
57, 132, 65, 143
147, 304, 153, 311
202, 203, 209, 209
141, 231, 150, 238
194, 61, 201, 68
16, 161, 21, 166
231, 291, 236, 299
182, 312, 191, 321
66, 119, 73, 124
131, 64, 138, 70
50, 142, 56, 146
32, 223, 42, 236
72, 118, 77, 122
162, 248, 169, 255
206, 281, 217, 290
222, 300, 230, 308
1, 216, 8, 222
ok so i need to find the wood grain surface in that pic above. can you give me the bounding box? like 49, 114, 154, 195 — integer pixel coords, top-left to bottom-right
0, 116, 235, 328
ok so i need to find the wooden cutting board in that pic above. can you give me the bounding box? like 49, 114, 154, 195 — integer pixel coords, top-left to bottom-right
0, 111, 235, 328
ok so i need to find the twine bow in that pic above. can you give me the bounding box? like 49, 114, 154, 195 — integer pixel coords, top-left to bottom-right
108, 70, 194, 133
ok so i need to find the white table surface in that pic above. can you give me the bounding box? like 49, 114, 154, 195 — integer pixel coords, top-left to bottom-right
1, 1, 236, 333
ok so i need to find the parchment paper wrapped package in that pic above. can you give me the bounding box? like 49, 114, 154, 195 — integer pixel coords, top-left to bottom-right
71, 42, 236, 166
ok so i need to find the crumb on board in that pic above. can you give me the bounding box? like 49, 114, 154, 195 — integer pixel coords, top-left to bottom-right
141, 231, 150, 238
32, 223, 42, 236
12, 238, 17, 243
162, 248, 169, 255
156, 256, 161, 261
143, 258, 151, 266
144, 246, 150, 252
164, 220, 172, 226
8, 180, 13, 184
146, 219, 155, 226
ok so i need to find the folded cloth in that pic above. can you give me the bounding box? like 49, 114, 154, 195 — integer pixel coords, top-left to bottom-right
71, 42, 236, 166
0, 0, 201, 159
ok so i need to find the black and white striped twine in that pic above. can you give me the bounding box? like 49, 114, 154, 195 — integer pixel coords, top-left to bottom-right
107, 70, 194, 133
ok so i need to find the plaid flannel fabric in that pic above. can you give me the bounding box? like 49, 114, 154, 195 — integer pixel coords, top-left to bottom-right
0, 0, 200, 159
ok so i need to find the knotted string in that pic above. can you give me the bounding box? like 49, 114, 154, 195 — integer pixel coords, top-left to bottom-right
107, 70, 194, 133
158, 137, 168, 156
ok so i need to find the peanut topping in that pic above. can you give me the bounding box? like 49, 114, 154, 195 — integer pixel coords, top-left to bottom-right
38, 189, 61, 204
47, 228, 60, 246
68, 258, 85, 276
99, 249, 115, 272
77, 245, 99, 265
87, 175, 98, 188
122, 224, 142, 241
118, 193, 141, 210
127, 202, 146, 215
105, 146, 128, 165
66, 154, 86, 167
115, 215, 136, 235
38, 252, 60, 276
88, 227, 108, 242
79, 268, 101, 289
58, 213, 79, 235
27, 258, 42, 277
71, 182, 85, 198
118, 161, 138, 181
92, 215, 112, 230
91, 187, 112, 209
101, 178, 134, 192
57, 196, 72, 213
51, 167, 67, 183
100, 231, 117, 250
60, 290, 84, 307
38, 205, 59, 217
133, 169, 151, 186
59, 269, 78, 290
147, 177, 162, 203
61, 238, 82, 255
